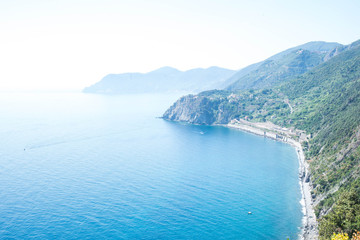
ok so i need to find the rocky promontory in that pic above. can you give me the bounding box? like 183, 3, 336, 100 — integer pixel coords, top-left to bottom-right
162, 90, 239, 125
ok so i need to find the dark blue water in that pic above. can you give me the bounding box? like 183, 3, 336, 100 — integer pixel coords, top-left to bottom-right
0, 92, 302, 239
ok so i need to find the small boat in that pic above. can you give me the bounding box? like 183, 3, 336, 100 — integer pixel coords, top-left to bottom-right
248, 211, 252, 215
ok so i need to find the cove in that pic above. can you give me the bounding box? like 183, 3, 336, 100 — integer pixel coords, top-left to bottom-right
0, 92, 302, 239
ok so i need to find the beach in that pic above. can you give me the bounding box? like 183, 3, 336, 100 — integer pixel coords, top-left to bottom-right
224, 120, 319, 240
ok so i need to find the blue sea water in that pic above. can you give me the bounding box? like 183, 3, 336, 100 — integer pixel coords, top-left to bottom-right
0, 92, 302, 239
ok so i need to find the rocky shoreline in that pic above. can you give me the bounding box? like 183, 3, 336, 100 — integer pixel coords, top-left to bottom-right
224, 120, 318, 240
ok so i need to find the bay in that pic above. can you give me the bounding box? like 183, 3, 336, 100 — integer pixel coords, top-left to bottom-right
0, 92, 302, 239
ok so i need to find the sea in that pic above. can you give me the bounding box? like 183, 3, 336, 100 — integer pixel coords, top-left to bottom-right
0, 92, 303, 239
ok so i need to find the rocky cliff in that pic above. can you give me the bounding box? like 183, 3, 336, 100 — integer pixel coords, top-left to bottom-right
163, 91, 235, 125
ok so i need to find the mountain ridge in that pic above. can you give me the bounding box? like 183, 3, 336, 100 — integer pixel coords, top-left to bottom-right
225, 41, 347, 91
83, 66, 236, 94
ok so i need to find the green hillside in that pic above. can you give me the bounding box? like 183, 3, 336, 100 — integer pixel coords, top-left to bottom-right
226, 41, 343, 91
163, 41, 360, 239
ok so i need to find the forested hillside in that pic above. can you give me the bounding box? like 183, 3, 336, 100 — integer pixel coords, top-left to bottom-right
226, 41, 343, 90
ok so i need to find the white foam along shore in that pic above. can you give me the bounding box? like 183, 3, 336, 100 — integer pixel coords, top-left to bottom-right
222, 119, 318, 240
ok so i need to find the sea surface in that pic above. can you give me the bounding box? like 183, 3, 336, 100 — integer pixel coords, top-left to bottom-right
0, 92, 303, 239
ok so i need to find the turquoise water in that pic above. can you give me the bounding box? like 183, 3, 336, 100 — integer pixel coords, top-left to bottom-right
0, 92, 302, 239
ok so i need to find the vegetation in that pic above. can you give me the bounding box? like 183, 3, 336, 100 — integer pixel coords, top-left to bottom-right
331, 232, 349, 240
329, 231, 360, 240
163, 40, 360, 238
319, 191, 360, 239
227, 49, 326, 90
226, 41, 343, 91
352, 231, 360, 240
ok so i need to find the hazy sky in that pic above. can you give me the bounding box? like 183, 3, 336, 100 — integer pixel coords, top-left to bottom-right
0, 0, 359, 91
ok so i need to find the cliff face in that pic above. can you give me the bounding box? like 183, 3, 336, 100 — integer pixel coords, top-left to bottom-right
163, 89, 290, 126
163, 93, 228, 125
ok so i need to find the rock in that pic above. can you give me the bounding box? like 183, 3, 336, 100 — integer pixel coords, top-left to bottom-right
162, 90, 235, 125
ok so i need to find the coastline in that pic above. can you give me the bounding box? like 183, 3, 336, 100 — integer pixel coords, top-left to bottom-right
221, 121, 318, 240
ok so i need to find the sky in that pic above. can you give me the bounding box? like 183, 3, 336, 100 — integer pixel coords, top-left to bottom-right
0, 0, 359, 91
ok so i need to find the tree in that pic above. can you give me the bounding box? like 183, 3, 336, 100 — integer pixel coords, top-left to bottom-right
319, 190, 360, 239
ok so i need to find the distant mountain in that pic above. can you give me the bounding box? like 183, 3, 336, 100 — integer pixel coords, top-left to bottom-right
226, 41, 344, 90
83, 66, 236, 94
